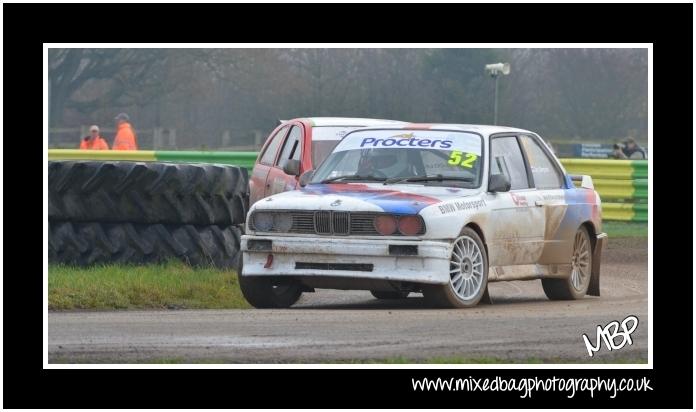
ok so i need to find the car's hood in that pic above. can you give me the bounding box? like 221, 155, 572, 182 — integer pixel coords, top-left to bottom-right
254, 183, 481, 214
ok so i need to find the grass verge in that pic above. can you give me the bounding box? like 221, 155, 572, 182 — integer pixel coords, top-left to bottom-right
49, 261, 249, 310
602, 221, 647, 238
49, 222, 645, 311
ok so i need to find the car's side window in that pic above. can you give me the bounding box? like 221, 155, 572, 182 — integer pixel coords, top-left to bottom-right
490, 136, 530, 190
276, 125, 302, 167
259, 126, 289, 166
520, 135, 564, 189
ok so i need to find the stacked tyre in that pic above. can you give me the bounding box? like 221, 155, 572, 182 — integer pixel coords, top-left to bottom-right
48, 160, 248, 269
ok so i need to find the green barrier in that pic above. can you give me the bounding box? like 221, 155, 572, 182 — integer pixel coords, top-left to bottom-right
592, 178, 648, 200
631, 161, 648, 180
601, 203, 634, 221
602, 203, 648, 222
560, 158, 648, 222
155, 151, 258, 170
48, 149, 157, 161
48, 149, 258, 170
633, 203, 648, 222
560, 159, 647, 179
633, 179, 648, 199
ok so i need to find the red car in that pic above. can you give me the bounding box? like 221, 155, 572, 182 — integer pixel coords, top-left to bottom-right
249, 117, 405, 205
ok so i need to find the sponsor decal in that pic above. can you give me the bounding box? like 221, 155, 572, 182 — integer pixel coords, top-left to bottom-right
543, 193, 565, 202
332, 130, 482, 155
510, 193, 528, 207
447, 150, 479, 169
359, 136, 453, 149
438, 199, 487, 214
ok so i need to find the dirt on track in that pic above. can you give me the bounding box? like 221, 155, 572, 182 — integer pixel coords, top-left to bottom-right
48, 238, 648, 363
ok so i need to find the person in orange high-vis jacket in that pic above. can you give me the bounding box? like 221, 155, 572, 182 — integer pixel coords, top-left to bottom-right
112, 113, 139, 150
79, 125, 110, 150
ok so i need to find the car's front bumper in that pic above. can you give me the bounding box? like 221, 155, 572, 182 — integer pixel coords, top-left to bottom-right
241, 235, 451, 285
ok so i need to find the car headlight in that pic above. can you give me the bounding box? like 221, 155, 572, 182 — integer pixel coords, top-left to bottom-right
253, 212, 274, 231
273, 213, 293, 232
373, 214, 424, 236
373, 215, 398, 235
397, 215, 423, 236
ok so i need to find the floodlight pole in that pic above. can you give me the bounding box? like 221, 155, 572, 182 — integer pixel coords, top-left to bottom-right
493, 74, 499, 126
485, 62, 509, 126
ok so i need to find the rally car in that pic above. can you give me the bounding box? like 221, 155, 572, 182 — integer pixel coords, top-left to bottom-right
240, 124, 607, 308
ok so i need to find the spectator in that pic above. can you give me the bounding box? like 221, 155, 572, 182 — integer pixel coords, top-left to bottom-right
621, 137, 646, 159
112, 113, 139, 150
79, 125, 109, 150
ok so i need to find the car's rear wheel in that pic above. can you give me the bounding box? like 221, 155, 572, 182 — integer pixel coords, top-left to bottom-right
239, 275, 303, 308
542, 225, 592, 300
370, 290, 410, 300
422, 227, 488, 308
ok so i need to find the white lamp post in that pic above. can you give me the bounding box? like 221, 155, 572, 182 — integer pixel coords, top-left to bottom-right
484, 63, 510, 125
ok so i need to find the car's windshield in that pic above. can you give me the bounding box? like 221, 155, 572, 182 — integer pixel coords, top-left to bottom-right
311, 130, 483, 188
310, 126, 364, 167
311, 140, 341, 167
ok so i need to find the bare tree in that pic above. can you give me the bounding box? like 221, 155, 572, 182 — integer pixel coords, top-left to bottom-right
48, 49, 196, 126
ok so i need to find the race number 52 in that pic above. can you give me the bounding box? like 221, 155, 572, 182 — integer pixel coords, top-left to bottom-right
448, 150, 478, 168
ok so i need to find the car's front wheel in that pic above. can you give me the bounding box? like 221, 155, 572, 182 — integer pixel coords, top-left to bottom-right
239, 276, 303, 308
542, 225, 592, 300
422, 227, 489, 308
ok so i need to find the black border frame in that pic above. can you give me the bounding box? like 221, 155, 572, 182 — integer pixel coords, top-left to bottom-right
2, 2, 691, 409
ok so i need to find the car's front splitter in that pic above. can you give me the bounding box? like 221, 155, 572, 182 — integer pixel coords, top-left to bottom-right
241, 235, 451, 285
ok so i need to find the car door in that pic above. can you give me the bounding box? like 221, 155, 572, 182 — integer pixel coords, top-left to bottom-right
486, 135, 546, 266
249, 125, 289, 205
265, 124, 304, 198
519, 134, 573, 265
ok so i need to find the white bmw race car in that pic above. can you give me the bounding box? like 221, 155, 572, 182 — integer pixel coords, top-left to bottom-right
240, 124, 607, 308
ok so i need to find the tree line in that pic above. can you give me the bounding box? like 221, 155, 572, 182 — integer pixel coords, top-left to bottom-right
48, 48, 648, 149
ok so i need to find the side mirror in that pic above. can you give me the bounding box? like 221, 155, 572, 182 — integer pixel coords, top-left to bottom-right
488, 174, 511, 193
281, 159, 301, 176
298, 170, 314, 187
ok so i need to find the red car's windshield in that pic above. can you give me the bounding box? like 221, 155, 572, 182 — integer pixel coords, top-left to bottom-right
311, 140, 341, 168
